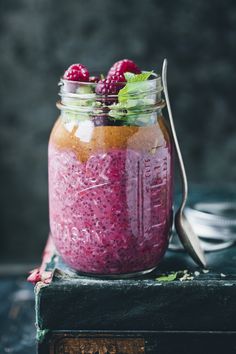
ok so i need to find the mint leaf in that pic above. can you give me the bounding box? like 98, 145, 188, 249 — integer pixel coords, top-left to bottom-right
118, 71, 153, 103
109, 70, 156, 125
125, 71, 153, 83
124, 72, 135, 81
155, 272, 177, 282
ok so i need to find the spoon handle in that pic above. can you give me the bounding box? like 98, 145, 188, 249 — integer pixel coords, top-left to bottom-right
162, 59, 188, 210
162, 59, 206, 268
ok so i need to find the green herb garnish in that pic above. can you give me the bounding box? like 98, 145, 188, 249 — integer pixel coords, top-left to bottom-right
155, 272, 178, 282
155, 270, 196, 282
109, 71, 155, 125
118, 71, 153, 103
124, 71, 153, 82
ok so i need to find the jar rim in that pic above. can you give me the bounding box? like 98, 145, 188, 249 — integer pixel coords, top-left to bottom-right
59, 72, 163, 99
57, 71, 165, 122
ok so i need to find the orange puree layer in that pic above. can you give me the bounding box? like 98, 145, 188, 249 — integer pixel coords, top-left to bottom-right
49, 116, 170, 163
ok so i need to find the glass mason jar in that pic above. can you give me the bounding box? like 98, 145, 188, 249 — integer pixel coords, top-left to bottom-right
48, 73, 173, 277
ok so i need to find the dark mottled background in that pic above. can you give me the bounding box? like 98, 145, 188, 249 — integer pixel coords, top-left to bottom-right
0, 0, 236, 264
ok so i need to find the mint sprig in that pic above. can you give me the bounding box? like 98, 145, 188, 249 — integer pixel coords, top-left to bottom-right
118, 71, 153, 103
109, 71, 155, 125
124, 71, 153, 82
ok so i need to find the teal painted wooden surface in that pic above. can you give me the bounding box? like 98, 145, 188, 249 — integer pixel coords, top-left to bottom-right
36, 246, 236, 331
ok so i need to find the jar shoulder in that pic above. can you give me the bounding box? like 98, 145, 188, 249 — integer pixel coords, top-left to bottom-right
49, 115, 172, 163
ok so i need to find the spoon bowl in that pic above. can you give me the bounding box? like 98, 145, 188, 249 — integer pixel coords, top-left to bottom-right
175, 209, 206, 267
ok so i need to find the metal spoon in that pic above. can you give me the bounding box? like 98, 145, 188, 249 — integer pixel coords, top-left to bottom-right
162, 59, 206, 268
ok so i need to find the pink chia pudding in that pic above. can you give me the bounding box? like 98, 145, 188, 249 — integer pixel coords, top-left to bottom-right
49, 138, 173, 275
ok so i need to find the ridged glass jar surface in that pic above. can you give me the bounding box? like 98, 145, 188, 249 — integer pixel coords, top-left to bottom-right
48, 74, 173, 277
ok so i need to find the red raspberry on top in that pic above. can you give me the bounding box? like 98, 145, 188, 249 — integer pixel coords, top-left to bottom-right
107, 59, 141, 81
110, 73, 127, 83
63, 63, 89, 82
95, 76, 124, 95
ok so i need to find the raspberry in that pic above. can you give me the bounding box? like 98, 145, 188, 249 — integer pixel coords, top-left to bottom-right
110, 73, 127, 82
95, 77, 124, 96
63, 63, 89, 82
107, 59, 141, 80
